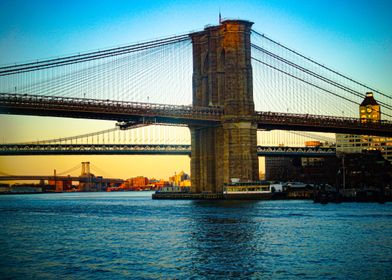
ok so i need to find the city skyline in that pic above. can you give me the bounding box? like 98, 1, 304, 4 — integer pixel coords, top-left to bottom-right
1, 0, 391, 179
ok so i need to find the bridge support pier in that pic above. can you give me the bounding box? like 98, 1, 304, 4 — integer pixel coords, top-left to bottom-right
190, 20, 258, 193
190, 122, 258, 193
222, 121, 258, 185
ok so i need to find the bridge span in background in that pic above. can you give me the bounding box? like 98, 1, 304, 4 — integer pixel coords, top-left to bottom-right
0, 143, 336, 157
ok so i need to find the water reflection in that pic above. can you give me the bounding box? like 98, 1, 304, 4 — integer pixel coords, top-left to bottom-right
185, 200, 268, 278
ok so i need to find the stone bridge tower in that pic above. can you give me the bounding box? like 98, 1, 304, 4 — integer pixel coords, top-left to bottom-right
190, 20, 258, 193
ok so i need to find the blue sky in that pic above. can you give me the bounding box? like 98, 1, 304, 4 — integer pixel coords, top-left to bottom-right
0, 0, 391, 178
0, 0, 391, 92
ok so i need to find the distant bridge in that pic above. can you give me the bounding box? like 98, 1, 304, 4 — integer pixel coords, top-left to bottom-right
0, 175, 123, 184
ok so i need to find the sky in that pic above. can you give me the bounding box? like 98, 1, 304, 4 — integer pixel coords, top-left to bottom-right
0, 0, 391, 180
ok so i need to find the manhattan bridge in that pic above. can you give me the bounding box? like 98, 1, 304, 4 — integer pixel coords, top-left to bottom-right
0, 20, 391, 193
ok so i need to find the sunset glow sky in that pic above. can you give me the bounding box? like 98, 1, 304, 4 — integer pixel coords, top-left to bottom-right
0, 0, 391, 180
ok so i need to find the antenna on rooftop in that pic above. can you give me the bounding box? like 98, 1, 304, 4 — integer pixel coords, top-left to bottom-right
219, 8, 222, 24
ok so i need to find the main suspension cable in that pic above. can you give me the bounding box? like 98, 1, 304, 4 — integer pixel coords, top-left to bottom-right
251, 29, 391, 100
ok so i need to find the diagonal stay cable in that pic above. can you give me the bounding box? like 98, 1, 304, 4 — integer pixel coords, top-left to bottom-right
251, 56, 392, 119
57, 163, 83, 176
251, 43, 392, 111
16, 128, 119, 144
251, 29, 392, 100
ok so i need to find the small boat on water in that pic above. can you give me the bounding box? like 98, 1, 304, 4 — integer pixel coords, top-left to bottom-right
224, 182, 271, 194
223, 180, 276, 200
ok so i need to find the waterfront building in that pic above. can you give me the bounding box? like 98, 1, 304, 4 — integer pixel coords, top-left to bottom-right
150, 179, 171, 189
129, 176, 149, 188
299, 157, 339, 186
169, 171, 190, 187
359, 92, 381, 123
265, 155, 337, 185
341, 150, 391, 190
48, 178, 72, 192
265, 140, 334, 182
265, 157, 299, 181
336, 92, 392, 162
179, 179, 191, 187
265, 139, 338, 185
265, 150, 391, 188
120, 176, 149, 190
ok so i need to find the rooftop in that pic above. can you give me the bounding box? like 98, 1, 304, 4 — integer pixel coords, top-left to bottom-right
360, 92, 379, 106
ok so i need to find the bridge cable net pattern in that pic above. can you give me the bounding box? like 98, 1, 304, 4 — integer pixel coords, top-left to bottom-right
0, 34, 193, 106
251, 30, 392, 121
1, 30, 391, 141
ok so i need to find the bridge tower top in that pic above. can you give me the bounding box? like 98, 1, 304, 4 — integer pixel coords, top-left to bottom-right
81, 161, 91, 176
190, 19, 254, 117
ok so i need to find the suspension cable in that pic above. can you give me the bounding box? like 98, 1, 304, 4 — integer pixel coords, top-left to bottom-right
251, 29, 391, 100
0, 34, 190, 76
56, 163, 82, 176
287, 131, 336, 143
251, 43, 392, 111
251, 57, 392, 119
15, 128, 119, 144
90, 163, 115, 178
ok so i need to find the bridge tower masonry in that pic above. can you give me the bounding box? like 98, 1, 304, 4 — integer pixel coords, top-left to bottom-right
190, 20, 258, 193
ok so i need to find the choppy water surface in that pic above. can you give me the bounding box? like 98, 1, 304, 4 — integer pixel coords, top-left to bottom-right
0, 192, 391, 279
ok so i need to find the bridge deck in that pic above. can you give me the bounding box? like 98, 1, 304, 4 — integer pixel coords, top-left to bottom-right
0, 93, 222, 126
1, 93, 391, 136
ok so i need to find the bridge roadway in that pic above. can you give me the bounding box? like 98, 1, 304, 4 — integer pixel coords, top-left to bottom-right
0, 143, 336, 157
1, 93, 391, 136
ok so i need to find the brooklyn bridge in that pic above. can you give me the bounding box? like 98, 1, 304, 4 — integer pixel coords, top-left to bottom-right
0, 20, 391, 193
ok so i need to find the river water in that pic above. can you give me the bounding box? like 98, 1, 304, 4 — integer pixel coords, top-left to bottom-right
0, 192, 391, 279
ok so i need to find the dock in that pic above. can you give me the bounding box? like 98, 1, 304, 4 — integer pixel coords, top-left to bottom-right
152, 192, 278, 200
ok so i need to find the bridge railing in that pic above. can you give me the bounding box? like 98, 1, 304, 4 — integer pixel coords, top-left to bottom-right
2, 93, 391, 136
255, 111, 392, 132
0, 93, 223, 120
